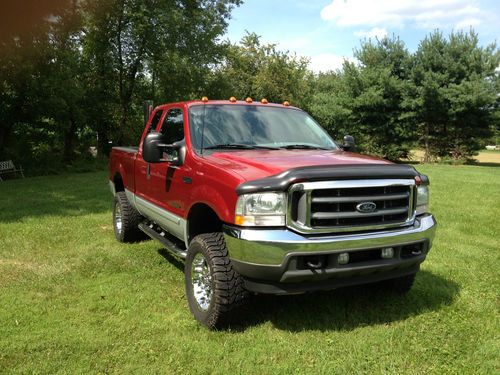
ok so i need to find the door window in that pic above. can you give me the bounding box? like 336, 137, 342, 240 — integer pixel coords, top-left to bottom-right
160, 108, 184, 143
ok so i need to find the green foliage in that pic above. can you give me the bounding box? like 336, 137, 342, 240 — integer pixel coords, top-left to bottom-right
308, 31, 499, 162
0, 0, 240, 174
1, 7, 499, 173
310, 37, 414, 160
408, 30, 499, 161
221, 32, 313, 107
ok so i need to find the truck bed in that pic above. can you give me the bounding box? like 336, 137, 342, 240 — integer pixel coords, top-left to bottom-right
109, 146, 139, 192
112, 146, 139, 153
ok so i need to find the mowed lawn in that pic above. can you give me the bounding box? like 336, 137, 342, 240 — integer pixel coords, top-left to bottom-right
0, 165, 499, 374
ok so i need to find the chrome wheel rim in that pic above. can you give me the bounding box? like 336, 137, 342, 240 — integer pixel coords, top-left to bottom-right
191, 253, 213, 311
115, 204, 123, 234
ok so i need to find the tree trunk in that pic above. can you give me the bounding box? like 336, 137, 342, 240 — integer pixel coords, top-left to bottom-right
97, 130, 112, 156
63, 114, 77, 163
423, 123, 431, 163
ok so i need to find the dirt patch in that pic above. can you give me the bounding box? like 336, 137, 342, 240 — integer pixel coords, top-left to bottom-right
474, 152, 500, 164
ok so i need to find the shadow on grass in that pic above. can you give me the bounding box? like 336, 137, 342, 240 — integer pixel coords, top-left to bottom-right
155, 247, 459, 332
397, 160, 500, 168
0, 172, 110, 223
157, 248, 185, 272
468, 162, 500, 168
227, 270, 459, 332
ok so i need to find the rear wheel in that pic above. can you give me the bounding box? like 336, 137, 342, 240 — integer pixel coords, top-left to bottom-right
113, 191, 145, 243
185, 233, 247, 329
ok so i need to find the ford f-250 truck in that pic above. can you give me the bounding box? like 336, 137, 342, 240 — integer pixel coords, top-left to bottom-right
109, 98, 436, 329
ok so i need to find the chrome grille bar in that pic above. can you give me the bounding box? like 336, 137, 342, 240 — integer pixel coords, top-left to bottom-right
288, 179, 416, 234
311, 192, 409, 203
311, 207, 409, 220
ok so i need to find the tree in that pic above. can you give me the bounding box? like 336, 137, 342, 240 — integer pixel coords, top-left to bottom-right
410, 30, 499, 161
83, 0, 241, 148
220, 32, 313, 107
0, 0, 241, 174
309, 36, 414, 160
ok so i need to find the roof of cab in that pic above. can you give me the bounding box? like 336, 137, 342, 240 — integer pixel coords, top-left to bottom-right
154, 100, 300, 111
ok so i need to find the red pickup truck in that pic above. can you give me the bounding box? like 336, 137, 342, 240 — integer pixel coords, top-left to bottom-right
109, 98, 436, 329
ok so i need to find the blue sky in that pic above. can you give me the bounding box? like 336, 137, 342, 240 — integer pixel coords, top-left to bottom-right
225, 0, 500, 72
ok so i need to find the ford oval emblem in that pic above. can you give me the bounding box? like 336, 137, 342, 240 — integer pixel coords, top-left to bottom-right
356, 202, 377, 213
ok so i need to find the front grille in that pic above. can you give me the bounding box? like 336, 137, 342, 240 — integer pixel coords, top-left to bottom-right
288, 179, 416, 234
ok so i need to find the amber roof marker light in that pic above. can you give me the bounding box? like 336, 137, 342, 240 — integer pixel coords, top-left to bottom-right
261, 98, 268, 104
283, 101, 290, 106
245, 97, 253, 103
229, 96, 237, 103
201, 96, 208, 103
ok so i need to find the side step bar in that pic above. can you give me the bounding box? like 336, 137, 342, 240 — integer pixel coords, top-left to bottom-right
138, 222, 187, 259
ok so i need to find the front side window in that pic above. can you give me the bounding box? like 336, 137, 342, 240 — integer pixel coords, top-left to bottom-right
188, 105, 338, 152
160, 108, 184, 144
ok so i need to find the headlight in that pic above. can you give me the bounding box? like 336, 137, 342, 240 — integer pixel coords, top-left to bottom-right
235, 192, 286, 226
416, 185, 429, 215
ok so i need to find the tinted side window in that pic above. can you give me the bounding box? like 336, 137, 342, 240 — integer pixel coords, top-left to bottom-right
147, 110, 163, 133
160, 108, 184, 143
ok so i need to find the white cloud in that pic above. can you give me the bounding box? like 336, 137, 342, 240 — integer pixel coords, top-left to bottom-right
454, 17, 481, 29
354, 27, 388, 39
308, 53, 357, 73
320, 0, 483, 29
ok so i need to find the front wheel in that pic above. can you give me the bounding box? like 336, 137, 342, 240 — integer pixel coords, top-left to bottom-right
185, 233, 247, 329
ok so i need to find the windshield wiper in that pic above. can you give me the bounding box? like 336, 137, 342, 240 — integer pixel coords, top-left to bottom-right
204, 143, 280, 150
278, 144, 331, 150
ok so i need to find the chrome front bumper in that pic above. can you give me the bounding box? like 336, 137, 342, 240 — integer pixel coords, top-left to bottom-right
223, 214, 437, 293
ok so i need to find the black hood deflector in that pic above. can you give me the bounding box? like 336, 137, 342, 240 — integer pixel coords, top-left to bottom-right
236, 164, 427, 195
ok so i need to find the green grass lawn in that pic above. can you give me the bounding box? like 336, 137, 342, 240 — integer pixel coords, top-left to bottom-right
1, 166, 499, 374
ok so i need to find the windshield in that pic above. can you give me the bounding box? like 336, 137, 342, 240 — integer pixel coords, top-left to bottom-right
188, 105, 338, 152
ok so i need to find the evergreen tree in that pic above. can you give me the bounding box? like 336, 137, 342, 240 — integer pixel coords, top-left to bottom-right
410, 30, 499, 161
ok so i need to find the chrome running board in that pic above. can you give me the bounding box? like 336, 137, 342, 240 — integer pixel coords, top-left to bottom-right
138, 222, 187, 259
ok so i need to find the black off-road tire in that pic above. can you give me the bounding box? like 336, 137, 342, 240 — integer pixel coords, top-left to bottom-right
384, 272, 417, 294
185, 233, 248, 329
113, 191, 145, 243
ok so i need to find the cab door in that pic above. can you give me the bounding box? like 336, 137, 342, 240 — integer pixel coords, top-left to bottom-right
144, 107, 192, 240
135, 108, 166, 203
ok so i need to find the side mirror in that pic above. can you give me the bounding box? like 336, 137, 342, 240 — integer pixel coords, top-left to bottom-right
142, 133, 181, 165
342, 135, 356, 152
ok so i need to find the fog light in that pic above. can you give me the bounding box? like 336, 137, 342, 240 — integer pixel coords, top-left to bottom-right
338, 252, 349, 265
381, 247, 394, 259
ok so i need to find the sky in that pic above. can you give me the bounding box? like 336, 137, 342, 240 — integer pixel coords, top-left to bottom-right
225, 0, 500, 72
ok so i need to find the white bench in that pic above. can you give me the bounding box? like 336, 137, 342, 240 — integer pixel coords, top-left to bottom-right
0, 160, 25, 181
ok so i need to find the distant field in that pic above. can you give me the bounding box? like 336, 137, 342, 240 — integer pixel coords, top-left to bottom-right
409, 149, 500, 164
1, 166, 499, 374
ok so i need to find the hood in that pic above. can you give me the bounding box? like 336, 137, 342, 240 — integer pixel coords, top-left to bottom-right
203, 149, 392, 182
